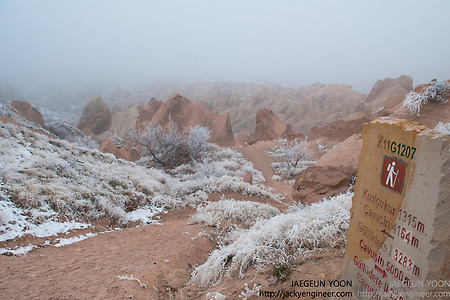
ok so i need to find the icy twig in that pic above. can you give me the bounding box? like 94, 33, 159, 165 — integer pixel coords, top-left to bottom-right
117, 274, 147, 289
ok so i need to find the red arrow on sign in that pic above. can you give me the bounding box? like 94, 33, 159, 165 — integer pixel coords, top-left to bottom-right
375, 265, 387, 278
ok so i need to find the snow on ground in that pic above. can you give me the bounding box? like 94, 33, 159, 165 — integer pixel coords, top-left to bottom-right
0, 120, 278, 254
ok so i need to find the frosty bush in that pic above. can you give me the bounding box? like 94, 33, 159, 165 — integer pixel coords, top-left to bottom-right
270, 138, 314, 179
188, 125, 211, 161
190, 192, 352, 287
139, 122, 189, 168
194, 158, 227, 179
403, 80, 449, 116
172, 176, 282, 203
279, 138, 312, 169
139, 122, 212, 168
170, 143, 265, 186
189, 199, 280, 229
240, 283, 261, 299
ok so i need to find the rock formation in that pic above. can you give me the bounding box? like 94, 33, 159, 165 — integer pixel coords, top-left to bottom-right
100, 76, 416, 137
9, 100, 46, 129
306, 75, 414, 153
294, 78, 449, 205
149, 94, 235, 147
77, 96, 112, 135
135, 98, 163, 130
254, 109, 291, 141
99, 138, 140, 162
111, 107, 139, 132
48, 121, 98, 145
292, 134, 362, 205
253, 109, 304, 142
363, 75, 412, 110
308, 117, 370, 145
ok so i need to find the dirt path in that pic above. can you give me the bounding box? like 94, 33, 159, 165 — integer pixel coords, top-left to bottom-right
237, 141, 294, 207
0, 208, 214, 299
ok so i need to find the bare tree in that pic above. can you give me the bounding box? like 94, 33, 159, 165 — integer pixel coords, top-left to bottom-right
139, 122, 211, 168
278, 138, 312, 172
140, 122, 188, 168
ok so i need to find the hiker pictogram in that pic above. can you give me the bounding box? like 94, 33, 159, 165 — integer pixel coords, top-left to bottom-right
385, 161, 399, 188
380, 156, 406, 194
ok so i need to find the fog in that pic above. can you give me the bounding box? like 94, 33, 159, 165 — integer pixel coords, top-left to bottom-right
1, 0, 449, 93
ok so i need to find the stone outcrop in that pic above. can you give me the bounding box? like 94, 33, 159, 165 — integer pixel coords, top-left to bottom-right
308, 117, 370, 145
99, 138, 140, 162
9, 100, 46, 129
347, 75, 412, 121
111, 107, 139, 132
305, 75, 414, 155
292, 134, 362, 205
364, 75, 412, 105
77, 96, 111, 135
253, 109, 292, 141
150, 94, 235, 147
136, 98, 163, 130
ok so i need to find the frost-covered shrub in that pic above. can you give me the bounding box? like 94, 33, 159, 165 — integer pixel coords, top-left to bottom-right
139, 122, 212, 168
188, 125, 211, 161
206, 292, 227, 300
189, 199, 280, 229
190, 192, 352, 287
194, 158, 227, 179
240, 283, 261, 299
269, 139, 315, 180
173, 176, 282, 203
279, 138, 312, 167
169, 142, 265, 185
208, 144, 265, 185
139, 122, 189, 168
403, 80, 449, 116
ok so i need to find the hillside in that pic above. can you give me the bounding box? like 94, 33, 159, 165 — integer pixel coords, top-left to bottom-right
0, 103, 352, 299
1, 78, 448, 299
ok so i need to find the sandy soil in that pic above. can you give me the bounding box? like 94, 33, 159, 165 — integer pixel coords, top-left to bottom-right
0, 207, 215, 299
0, 141, 344, 299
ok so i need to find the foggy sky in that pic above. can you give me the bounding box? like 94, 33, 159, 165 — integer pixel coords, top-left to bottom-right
0, 0, 449, 93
